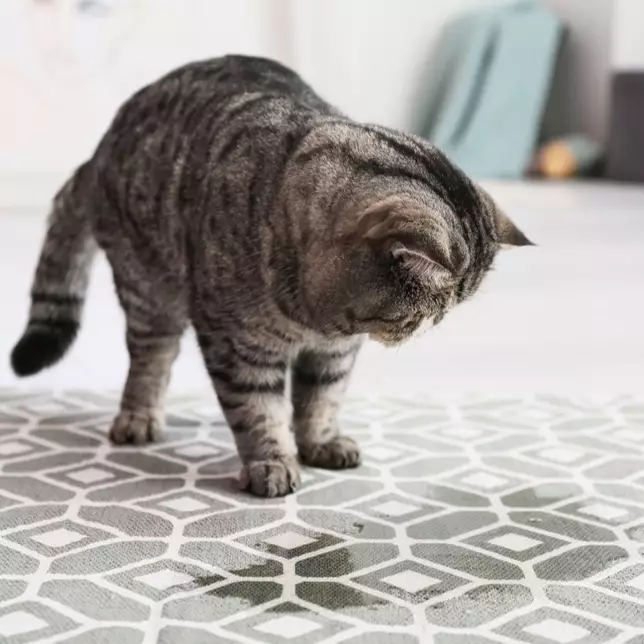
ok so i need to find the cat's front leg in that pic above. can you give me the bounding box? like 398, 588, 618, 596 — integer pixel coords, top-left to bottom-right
292, 340, 362, 469
197, 330, 299, 497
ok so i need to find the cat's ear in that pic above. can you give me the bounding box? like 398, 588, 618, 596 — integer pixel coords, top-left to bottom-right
495, 209, 535, 248
389, 241, 454, 289
476, 185, 535, 248
356, 198, 463, 288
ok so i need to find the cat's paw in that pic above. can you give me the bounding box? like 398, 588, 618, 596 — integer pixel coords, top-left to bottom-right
109, 409, 163, 445
299, 436, 361, 470
239, 456, 301, 498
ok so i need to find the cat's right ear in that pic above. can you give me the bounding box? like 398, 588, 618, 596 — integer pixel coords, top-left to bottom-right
355, 198, 461, 289
388, 241, 454, 288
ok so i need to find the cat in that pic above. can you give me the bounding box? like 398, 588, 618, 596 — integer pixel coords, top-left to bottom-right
10, 55, 532, 497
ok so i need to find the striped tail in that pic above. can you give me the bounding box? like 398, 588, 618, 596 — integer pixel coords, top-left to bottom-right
11, 164, 97, 377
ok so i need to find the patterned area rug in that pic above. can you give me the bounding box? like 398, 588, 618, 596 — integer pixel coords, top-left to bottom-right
0, 391, 643, 644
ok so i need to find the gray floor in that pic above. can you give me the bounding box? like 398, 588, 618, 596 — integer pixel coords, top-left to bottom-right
0, 180, 643, 395
1, 391, 644, 644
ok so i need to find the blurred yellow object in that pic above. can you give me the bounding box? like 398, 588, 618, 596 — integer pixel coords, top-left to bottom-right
534, 135, 602, 179
537, 142, 575, 178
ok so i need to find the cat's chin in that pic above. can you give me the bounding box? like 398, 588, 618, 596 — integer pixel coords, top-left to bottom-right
369, 316, 435, 347
368, 333, 407, 347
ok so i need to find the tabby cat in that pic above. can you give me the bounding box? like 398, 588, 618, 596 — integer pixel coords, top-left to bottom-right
11, 56, 532, 497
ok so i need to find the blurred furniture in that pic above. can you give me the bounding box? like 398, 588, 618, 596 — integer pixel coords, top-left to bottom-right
420, 1, 564, 180
606, 0, 644, 182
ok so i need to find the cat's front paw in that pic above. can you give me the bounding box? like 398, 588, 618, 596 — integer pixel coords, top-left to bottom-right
109, 409, 163, 445
299, 436, 361, 470
239, 456, 301, 497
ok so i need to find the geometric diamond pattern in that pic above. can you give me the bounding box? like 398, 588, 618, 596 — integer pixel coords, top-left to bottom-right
31, 528, 86, 548
597, 564, 644, 601
350, 492, 442, 525
578, 503, 629, 521
48, 462, 136, 489
353, 560, 467, 604
537, 447, 587, 465
225, 602, 349, 642
136, 569, 194, 591
383, 570, 442, 593
1, 391, 643, 643
524, 618, 590, 642
66, 467, 116, 484
489, 533, 543, 551
464, 526, 568, 562
363, 442, 411, 464
0, 439, 47, 459
373, 499, 422, 517
237, 522, 343, 560
0, 602, 77, 642
255, 614, 322, 637
6, 519, 114, 556
160, 496, 210, 513
107, 558, 219, 601
159, 441, 228, 463
0, 611, 49, 637
452, 469, 519, 492
138, 490, 233, 518
263, 531, 317, 550
558, 496, 643, 525
628, 573, 644, 592
495, 607, 620, 643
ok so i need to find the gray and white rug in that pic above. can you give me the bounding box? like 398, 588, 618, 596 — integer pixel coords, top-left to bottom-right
0, 391, 643, 644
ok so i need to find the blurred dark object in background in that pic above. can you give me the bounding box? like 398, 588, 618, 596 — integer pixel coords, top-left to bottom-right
605, 73, 644, 183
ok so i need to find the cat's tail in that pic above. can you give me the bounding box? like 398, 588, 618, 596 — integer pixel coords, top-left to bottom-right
11, 163, 98, 377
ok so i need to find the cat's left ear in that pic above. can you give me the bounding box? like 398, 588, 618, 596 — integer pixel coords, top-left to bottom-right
477, 186, 535, 248
495, 209, 535, 248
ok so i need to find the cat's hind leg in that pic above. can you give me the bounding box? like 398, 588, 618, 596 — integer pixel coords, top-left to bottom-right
109, 273, 187, 445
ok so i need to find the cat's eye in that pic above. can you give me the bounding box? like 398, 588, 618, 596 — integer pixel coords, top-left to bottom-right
380, 314, 409, 324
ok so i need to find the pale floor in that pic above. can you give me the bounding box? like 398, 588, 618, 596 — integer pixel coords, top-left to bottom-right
0, 181, 643, 397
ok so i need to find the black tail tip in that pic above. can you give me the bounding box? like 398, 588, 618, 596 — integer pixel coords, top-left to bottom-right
10, 323, 78, 377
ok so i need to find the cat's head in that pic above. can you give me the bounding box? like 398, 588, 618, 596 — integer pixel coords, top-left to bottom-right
303, 183, 532, 345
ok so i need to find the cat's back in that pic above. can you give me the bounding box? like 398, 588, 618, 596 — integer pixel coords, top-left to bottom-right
90, 55, 336, 223
98, 55, 332, 152
157, 55, 324, 104
90, 55, 334, 238
87, 56, 338, 288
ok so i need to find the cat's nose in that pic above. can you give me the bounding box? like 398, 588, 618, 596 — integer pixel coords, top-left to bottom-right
413, 316, 435, 336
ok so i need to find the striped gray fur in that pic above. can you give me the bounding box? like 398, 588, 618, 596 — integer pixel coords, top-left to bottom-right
10, 56, 532, 497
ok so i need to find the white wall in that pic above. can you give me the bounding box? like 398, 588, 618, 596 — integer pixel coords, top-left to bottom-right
292, 0, 615, 143
541, 0, 613, 143
612, 0, 644, 70
0, 0, 281, 203
290, 0, 502, 130
0, 0, 617, 207
0, 0, 507, 199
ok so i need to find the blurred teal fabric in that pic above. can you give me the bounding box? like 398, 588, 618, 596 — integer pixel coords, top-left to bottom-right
420, 1, 563, 179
